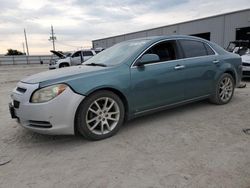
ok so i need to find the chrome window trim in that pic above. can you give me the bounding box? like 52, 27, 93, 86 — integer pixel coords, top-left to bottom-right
130, 38, 219, 68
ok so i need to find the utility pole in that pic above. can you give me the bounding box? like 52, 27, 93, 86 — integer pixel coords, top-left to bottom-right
22, 42, 25, 54
49, 25, 56, 51
24, 29, 29, 56
24, 29, 29, 64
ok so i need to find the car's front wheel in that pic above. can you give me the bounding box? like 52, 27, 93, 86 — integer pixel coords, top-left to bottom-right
59, 63, 69, 68
76, 90, 125, 140
210, 73, 235, 105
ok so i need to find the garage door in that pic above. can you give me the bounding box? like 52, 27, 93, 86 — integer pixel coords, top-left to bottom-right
190, 32, 211, 41
236, 27, 250, 40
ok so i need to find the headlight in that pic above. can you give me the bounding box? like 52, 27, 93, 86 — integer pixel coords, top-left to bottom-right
52, 60, 58, 65
50, 60, 56, 65
31, 84, 68, 103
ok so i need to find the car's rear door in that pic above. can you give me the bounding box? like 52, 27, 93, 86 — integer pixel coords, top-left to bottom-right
130, 40, 187, 113
177, 39, 219, 99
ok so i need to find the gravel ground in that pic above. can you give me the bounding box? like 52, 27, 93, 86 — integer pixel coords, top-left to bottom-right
0, 65, 250, 188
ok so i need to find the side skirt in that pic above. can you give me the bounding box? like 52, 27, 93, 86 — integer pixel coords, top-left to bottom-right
129, 95, 210, 119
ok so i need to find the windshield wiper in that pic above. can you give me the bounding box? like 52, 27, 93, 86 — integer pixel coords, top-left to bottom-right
85, 63, 107, 67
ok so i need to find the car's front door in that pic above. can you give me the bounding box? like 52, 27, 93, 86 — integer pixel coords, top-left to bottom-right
130, 40, 187, 113
71, 51, 82, 65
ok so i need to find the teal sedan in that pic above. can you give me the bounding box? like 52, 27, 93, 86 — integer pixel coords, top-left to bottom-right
9, 35, 242, 140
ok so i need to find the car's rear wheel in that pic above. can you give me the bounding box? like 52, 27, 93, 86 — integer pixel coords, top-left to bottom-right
76, 90, 125, 140
209, 73, 235, 105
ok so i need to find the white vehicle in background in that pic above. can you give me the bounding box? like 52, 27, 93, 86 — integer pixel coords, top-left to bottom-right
226, 40, 250, 77
94, 47, 105, 54
49, 50, 96, 69
241, 51, 250, 77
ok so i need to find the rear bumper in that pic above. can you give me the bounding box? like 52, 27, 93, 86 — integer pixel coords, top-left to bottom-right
10, 82, 85, 135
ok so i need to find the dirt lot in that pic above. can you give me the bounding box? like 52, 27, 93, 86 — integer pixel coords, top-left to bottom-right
0, 64, 250, 188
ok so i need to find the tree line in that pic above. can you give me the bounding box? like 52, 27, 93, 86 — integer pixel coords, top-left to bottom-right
5, 49, 25, 56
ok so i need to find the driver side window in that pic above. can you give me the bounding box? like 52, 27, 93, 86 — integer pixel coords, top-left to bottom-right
72, 51, 81, 58
144, 40, 178, 63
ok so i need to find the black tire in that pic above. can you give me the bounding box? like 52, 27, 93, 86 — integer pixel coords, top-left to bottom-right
59, 63, 69, 68
76, 90, 125, 140
209, 73, 235, 105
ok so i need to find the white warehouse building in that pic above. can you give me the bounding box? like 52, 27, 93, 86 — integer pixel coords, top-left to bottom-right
92, 9, 250, 49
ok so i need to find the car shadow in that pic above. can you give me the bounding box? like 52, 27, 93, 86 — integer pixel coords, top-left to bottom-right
13, 96, 240, 150
10, 129, 85, 146
122, 100, 210, 130
12, 100, 210, 147
242, 78, 250, 82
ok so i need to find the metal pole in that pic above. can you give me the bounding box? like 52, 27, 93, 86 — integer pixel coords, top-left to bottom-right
24, 29, 29, 56
24, 29, 29, 64
22, 42, 26, 54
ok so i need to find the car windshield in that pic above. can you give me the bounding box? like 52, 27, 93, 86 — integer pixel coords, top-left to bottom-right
65, 53, 72, 57
85, 39, 149, 66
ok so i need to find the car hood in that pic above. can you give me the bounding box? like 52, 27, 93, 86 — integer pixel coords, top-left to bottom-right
242, 54, 250, 63
21, 65, 106, 84
50, 50, 66, 58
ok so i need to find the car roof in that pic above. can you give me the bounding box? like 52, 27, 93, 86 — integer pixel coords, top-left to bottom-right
125, 35, 227, 56
79, 49, 93, 51
127, 35, 206, 43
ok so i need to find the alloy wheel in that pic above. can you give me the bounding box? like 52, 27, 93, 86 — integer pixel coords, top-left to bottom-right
219, 77, 233, 102
85, 97, 120, 135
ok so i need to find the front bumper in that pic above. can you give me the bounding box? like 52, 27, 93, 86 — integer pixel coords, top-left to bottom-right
48, 63, 58, 70
9, 103, 17, 119
10, 82, 85, 135
242, 64, 250, 77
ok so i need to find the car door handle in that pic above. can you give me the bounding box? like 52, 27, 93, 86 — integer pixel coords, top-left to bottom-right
213, 60, 220, 64
174, 65, 185, 70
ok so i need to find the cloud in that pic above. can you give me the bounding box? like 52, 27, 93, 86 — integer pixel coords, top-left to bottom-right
0, 0, 249, 54
0, 0, 19, 10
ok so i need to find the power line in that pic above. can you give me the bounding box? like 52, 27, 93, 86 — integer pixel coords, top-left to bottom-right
56, 41, 81, 48
56, 41, 92, 50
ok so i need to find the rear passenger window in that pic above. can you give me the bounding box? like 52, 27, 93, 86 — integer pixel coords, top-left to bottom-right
83, 51, 93, 56
180, 40, 208, 58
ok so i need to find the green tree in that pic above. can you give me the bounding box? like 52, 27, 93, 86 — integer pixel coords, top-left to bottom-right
6, 49, 25, 56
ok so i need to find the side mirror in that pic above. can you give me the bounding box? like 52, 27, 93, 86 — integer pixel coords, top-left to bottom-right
136, 54, 160, 66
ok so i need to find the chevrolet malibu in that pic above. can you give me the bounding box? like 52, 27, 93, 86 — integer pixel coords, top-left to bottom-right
9, 36, 242, 140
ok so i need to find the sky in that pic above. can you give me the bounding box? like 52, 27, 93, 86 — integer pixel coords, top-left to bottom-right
0, 0, 249, 55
